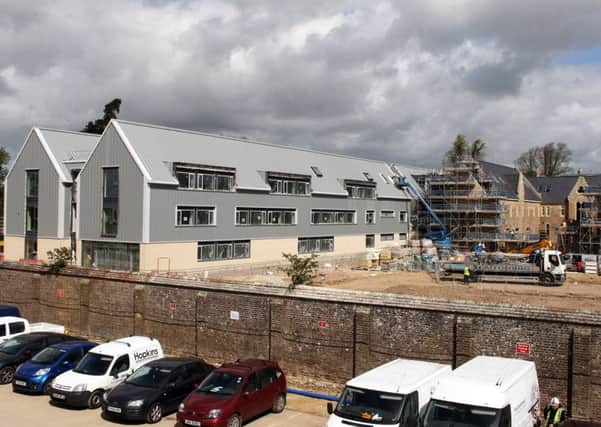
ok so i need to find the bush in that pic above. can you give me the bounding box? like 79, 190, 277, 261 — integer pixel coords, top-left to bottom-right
282, 252, 319, 290
46, 247, 72, 274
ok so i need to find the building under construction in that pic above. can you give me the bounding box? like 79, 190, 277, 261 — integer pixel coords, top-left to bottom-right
419, 156, 541, 251
579, 184, 601, 254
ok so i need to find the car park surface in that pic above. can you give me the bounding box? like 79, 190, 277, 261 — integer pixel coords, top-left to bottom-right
0, 385, 326, 427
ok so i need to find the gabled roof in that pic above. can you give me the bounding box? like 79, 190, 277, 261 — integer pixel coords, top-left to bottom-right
112, 120, 411, 200
479, 161, 541, 201
586, 174, 601, 188
532, 176, 579, 204
35, 128, 98, 182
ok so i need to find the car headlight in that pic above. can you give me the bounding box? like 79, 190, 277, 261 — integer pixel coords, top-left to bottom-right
73, 383, 87, 392
206, 409, 222, 419
178, 403, 185, 413
128, 400, 145, 408
34, 368, 51, 377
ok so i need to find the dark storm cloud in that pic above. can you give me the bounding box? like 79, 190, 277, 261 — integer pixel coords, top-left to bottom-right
1, 0, 601, 172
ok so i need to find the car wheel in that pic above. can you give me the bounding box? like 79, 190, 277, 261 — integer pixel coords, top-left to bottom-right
146, 402, 163, 424
0, 366, 15, 384
227, 413, 241, 427
272, 393, 286, 413
43, 381, 52, 395
88, 390, 104, 409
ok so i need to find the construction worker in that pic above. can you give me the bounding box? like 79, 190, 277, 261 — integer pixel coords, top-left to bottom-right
463, 264, 470, 284
542, 397, 566, 427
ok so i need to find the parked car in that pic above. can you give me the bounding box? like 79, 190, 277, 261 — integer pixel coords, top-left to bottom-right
0, 316, 65, 343
0, 332, 78, 384
176, 359, 287, 427
102, 357, 214, 424
49, 336, 163, 409
0, 305, 20, 318
12, 340, 97, 394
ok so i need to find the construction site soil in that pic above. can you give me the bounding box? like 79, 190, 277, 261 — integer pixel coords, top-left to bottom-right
209, 269, 601, 314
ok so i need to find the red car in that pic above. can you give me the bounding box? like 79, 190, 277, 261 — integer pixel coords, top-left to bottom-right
176, 359, 287, 427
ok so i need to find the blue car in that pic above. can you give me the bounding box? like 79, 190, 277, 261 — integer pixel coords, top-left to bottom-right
12, 340, 97, 394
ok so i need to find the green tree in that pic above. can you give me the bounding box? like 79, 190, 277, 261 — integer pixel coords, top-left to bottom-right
0, 146, 10, 221
46, 247, 72, 274
444, 134, 486, 164
516, 142, 572, 177
282, 253, 319, 290
82, 98, 122, 134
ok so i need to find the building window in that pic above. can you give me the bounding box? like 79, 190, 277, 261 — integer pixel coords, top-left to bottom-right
560, 207, 565, 216
25, 170, 39, 259
346, 183, 376, 199
82, 241, 139, 272
311, 166, 323, 177
268, 176, 310, 195
399, 211, 408, 222
380, 233, 394, 241
236, 208, 296, 225
175, 165, 235, 191
176, 206, 215, 226
298, 236, 334, 254
399, 233, 407, 240
544, 206, 550, 217
197, 240, 250, 261
311, 210, 356, 224
102, 168, 119, 237
365, 210, 375, 224
380, 210, 395, 218
366, 234, 375, 248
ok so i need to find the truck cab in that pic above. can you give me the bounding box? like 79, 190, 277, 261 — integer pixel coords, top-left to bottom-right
538, 250, 566, 285
0, 317, 65, 343
422, 356, 540, 427
327, 359, 451, 427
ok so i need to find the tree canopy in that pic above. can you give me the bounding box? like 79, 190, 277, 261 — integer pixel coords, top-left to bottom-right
444, 134, 486, 164
515, 142, 572, 177
82, 98, 122, 134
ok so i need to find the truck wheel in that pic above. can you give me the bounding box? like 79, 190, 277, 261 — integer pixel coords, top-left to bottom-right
0, 366, 15, 384
146, 402, 163, 423
542, 272, 555, 286
272, 393, 286, 413
88, 390, 104, 409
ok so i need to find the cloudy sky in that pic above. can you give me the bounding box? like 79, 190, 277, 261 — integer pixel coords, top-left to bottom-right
1, 0, 601, 171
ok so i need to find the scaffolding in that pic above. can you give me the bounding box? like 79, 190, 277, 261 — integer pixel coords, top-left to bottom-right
421, 156, 539, 251
578, 187, 601, 254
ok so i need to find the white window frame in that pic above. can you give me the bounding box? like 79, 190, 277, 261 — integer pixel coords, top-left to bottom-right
197, 240, 250, 262
399, 211, 408, 222
298, 236, 335, 254
365, 210, 376, 225
175, 205, 217, 227
380, 210, 395, 218
380, 233, 394, 241
235, 207, 297, 226
310, 209, 356, 225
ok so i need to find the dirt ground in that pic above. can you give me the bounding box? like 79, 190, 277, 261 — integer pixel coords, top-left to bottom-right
211, 268, 601, 314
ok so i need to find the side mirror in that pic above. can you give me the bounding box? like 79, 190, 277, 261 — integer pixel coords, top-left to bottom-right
242, 391, 250, 399
327, 402, 333, 415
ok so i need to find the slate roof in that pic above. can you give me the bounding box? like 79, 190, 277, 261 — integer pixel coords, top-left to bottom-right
532, 176, 580, 204
478, 161, 541, 201
114, 120, 411, 200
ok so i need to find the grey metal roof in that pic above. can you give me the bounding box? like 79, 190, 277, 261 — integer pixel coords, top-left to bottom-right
37, 128, 98, 182
532, 176, 579, 204
114, 120, 412, 200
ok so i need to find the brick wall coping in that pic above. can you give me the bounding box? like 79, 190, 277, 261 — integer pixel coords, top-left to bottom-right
2, 261, 601, 327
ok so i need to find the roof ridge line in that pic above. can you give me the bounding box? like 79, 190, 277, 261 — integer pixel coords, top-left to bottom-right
37, 127, 100, 138
116, 119, 391, 165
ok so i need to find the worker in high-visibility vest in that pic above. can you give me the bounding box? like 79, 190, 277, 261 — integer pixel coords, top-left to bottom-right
542, 397, 566, 427
463, 264, 470, 285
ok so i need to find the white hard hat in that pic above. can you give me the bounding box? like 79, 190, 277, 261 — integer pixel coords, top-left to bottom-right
550, 397, 560, 405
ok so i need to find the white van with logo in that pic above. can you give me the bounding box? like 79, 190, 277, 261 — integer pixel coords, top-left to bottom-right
327, 359, 452, 427
422, 356, 540, 427
48, 336, 163, 409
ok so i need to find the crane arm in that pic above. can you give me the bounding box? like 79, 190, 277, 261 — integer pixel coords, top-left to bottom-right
398, 176, 449, 241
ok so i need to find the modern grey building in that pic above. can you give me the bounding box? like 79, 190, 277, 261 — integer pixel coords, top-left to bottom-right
3, 128, 97, 261
74, 120, 413, 271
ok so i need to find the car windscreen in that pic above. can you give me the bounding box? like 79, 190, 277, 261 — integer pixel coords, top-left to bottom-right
31, 347, 67, 365
126, 365, 172, 388
0, 336, 32, 355
197, 371, 243, 396
73, 352, 113, 376
334, 386, 404, 424
423, 399, 501, 427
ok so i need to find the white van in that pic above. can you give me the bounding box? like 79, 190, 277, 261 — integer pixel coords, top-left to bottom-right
48, 336, 163, 409
327, 359, 452, 427
422, 356, 540, 427
0, 316, 65, 343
